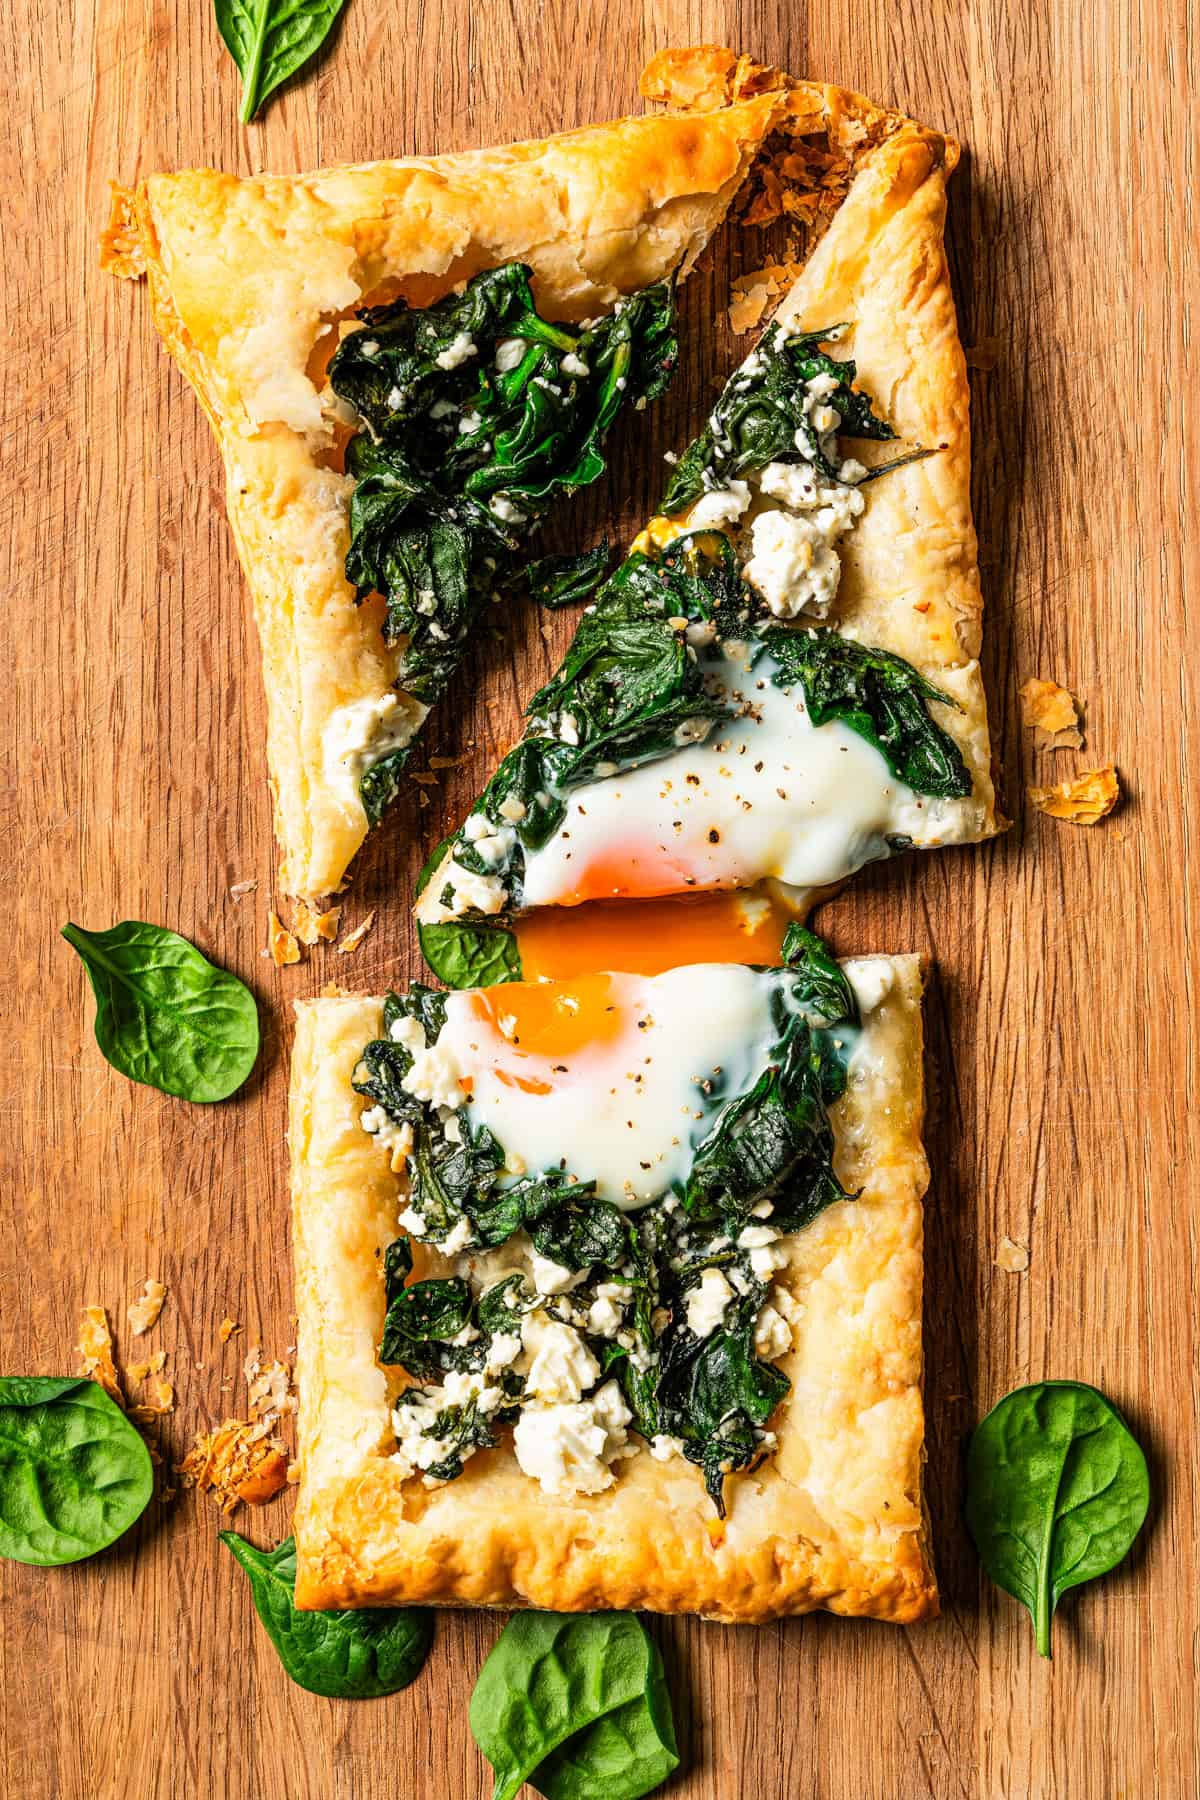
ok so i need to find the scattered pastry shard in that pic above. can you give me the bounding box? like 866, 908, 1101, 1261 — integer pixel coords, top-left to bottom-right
416, 51, 999, 980
103, 92, 783, 899
289, 945, 936, 1623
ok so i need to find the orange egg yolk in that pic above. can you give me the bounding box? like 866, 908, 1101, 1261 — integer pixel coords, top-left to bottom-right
464, 973, 629, 1092
514, 888, 791, 981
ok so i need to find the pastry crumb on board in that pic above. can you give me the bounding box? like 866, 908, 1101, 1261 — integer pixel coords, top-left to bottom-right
1028, 766, 1120, 825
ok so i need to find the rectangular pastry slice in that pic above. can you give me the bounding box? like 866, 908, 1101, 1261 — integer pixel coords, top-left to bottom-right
415, 68, 999, 983
290, 939, 935, 1623
103, 92, 785, 900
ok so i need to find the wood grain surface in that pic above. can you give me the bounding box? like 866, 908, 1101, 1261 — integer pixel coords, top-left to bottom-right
2, 1, 1197, 1795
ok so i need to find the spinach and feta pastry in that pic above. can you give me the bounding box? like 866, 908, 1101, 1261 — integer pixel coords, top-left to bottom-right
103, 91, 782, 898
289, 935, 936, 1623
353, 925, 858, 1514
415, 111, 998, 982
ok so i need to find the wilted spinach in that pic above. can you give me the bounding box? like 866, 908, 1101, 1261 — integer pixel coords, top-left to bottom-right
360, 927, 861, 1514
0, 1377, 153, 1565
62, 920, 260, 1103
965, 1381, 1150, 1657
527, 539, 613, 609
328, 265, 677, 767
221, 1533, 433, 1696
423, 520, 971, 937
660, 322, 895, 512
469, 1610, 680, 1800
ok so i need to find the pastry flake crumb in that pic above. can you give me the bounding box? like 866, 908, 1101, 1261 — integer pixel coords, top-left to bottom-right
177, 1419, 289, 1512
130, 1379, 175, 1422
77, 1305, 124, 1408
178, 1347, 295, 1513
127, 1277, 167, 1336
218, 1317, 240, 1344
98, 184, 146, 280
1028, 766, 1119, 825
337, 910, 376, 955
995, 1236, 1030, 1273
292, 901, 341, 945
1019, 678, 1084, 748
319, 980, 349, 998
229, 879, 258, 900
268, 910, 301, 966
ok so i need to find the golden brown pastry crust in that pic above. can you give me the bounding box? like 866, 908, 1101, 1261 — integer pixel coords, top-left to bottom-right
106, 97, 783, 899
290, 959, 936, 1624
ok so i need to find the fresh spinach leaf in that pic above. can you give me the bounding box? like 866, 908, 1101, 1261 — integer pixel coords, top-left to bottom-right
469, 1611, 680, 1800
418, 918, 522, 990
527, 540, 613, 609
328, 268, 677, 754
61, 921, 259, 1104
661, 323, 895, 512
965, 1380, 1150, 1657
214, 0, 347, 125
760, 627, 971, 799
0, 1377, 153, 1565
221, 1533, 433, 1695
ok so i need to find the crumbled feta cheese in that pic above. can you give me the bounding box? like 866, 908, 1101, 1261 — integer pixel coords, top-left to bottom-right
442, 861, 508, 917
497, 794, 527, 823
742, 508, 842, 620
650, 1434, 684, 1462
360, 1106, 413, 1162
737, 1224, 790, 1280
686, 1266, 734, 1339
512, 1380, 631, 1497
458, 410, 482, 434
848, 958, 896, 1015
322, 690, 426, 821
558, 712, 580, 746
440, 1217, 475, 1255
495, 337, 526, 372
489, 493, 528, 525
401, 1035, 467, 1111
687, 481, 751, 529
753, 1301, 793, 1361
435, 331, 477, 370
485, 1331, 522, 1372
520, 1310, 599, 1403
586, 1294, 625, 1337
397, 1203, 428, 1236
529, 1251, 580, 1296
560, 351, 590, 377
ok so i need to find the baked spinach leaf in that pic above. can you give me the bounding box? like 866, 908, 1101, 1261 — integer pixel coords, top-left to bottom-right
0, 1377, 153, 1566
424, 523, 971, 935
527, 539, 613, 608
329, 266, 677, 720
965, 1381, 1150, 1657
221, 1533, 432, 1696
62, 920, 259, 1103
469, 1610, 680, 1800
661, 322, 895, 512
760, 627, 972, 799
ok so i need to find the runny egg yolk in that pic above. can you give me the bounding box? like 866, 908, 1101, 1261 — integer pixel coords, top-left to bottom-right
514, 888, 791, 981
465, 973, 627, 1092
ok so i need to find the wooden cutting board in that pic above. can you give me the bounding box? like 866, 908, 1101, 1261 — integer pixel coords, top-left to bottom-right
3, 0, 1196, 1794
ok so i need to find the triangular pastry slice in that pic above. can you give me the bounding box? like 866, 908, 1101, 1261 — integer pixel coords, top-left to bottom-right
103, 93, 784, 899
289, 937, 936, 1622
416, 62, 999, 981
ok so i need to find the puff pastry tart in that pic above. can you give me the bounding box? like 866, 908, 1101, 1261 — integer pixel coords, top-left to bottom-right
101, 85, 789, 900
416, 59, 999, 979
290, 936, 936, 1623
